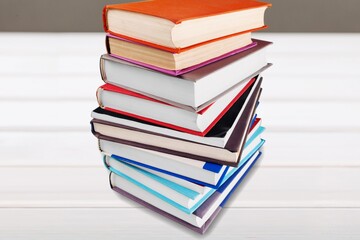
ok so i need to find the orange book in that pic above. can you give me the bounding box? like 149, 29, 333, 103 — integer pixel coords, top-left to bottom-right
103, 0, 271, 53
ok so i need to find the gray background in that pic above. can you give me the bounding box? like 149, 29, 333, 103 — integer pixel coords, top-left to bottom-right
1, 0, 359, 32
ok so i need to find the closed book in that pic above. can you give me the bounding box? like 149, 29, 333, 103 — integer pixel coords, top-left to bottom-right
103, 0, 270, 52
96, 76, 255, 136
100, 39, 272, 108
106, 158, 212, 213
110, 151, 262, 234
106, 32, 255, 73
105, 156, 212, 198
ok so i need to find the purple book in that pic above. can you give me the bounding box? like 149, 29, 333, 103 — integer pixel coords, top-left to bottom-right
112, 186, 221, 234
106, 34, 258, 76
109, 151, 262, 234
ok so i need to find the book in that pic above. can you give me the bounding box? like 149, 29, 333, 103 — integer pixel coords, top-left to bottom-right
127, 161, 213, 195
110, 150, 262, 234
92, 76, 261, 150
100, 39, 272, 107
106, 32, 255, 72
103, 0, 270, 51
105, 155, 213, 197
106, 158, 212, 213
99, 125, 265, 188
96, 76, 255, 135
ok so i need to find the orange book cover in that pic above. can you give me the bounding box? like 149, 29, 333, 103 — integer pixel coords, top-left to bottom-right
103, 0, 271, 53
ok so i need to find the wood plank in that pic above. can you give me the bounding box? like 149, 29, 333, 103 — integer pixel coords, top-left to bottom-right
1, 48, 358, 77
2, 73, 359, 101
0, 132, 101, 166
0, 132, 359, 167
230, 165, 360, 208
261, 75, 360, 101
263, 53, 360, 77
1, 208, 360, 239
261, 132, 360, 166
254, 33, 360, 54
258, 101, 360, 131
1, 33, 359, 102
1, 101, 359, 130
1, 33, 359, 55
1, 166, 359, 208
0, 33, 105, 55
0, 75, 100, 100
0, 55, 99, 75
0, 101, 94, 130
1, 33, 359, 78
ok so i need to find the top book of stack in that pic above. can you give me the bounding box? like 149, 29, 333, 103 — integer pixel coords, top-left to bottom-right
103, 0, 271, 53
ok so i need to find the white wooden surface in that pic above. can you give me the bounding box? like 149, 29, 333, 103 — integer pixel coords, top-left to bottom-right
1, 33, 360, 239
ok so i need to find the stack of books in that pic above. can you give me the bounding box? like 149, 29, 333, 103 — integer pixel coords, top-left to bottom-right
90, 0, 272, 234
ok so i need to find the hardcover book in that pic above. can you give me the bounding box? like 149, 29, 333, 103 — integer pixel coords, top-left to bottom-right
106, 32, 255, 72
103, 0, 270, 52
106, 158, 214, 213
96, 76, 255, 135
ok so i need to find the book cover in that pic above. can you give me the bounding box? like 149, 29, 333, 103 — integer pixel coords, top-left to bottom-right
103, 0, 270, 53
104, 39, 271, 76
106, 34, 258, 74
104, 0, 270, 24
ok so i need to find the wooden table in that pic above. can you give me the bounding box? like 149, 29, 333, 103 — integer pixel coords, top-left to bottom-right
1, 33, 359, 239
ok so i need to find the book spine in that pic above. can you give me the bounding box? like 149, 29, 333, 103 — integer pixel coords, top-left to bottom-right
105, 35, 111, 54
102, 6, 109, 32
99, 56, 107, 83
96, 86, 104, 108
